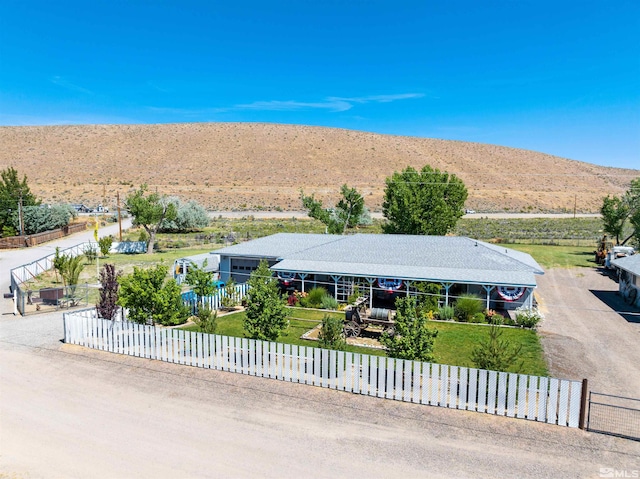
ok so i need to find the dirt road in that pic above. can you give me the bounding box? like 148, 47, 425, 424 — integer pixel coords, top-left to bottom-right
537, 267, 640, 397
2, 310, 639, 477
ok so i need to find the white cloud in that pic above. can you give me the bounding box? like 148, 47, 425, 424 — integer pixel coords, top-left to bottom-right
50, 76, 93, 95
232, 93, 424, 112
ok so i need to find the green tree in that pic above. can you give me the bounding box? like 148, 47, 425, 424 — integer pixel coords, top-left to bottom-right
243, 260, 288, 341
600, 177, 640, 246
18, 204, 76, 235
301, 184, 366, 234
125, 184, 177, 254
159, 197, 210, 232
0, 167, 40, 236
118, 264, 189, 326
98, 235, 113, 257
318, 314, 347, 350
192, 306, 218, 334
184, 259, 216, 299
471, 324, 523, 372
60, 255, 85, 296
380, 296, 438, 362
382, 165, 468, 235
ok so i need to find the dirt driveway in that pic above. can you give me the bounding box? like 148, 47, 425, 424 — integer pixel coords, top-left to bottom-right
537, 267, 640, 398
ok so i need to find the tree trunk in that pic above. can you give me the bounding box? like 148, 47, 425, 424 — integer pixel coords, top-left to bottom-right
146, 228, 155, 254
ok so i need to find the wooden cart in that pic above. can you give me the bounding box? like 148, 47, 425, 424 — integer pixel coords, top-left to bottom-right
343, 296, 396, 337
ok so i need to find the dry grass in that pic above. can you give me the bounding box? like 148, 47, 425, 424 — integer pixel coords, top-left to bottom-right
1, 122, 637, 212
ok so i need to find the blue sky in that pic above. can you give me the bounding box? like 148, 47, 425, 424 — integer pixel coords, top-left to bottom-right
1, 0, 638, 169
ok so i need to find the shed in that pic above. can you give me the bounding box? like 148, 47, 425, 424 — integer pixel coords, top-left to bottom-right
173, 252, 221, 285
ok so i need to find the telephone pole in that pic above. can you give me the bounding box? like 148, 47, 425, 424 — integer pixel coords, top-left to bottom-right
18, 193, 24, 236
117, 191, 123, 241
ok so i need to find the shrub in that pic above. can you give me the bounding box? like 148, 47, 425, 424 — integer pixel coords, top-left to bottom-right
301, 287, 328, 308
347, 286, 363, 305
470, 312, 486, 323
320, 294, 339, 310
98, 235, 113, 257
514, 307, 543, 329
192, 306, 217, 334
454, 294, 484, 322
84, 243, 97, 264
485, 309, 504, 325
317, 314, 347, 350
438, 305, 455, 320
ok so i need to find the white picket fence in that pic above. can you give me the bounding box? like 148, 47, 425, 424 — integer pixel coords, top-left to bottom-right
182, 283, 249, 314
63, 309, 583, 428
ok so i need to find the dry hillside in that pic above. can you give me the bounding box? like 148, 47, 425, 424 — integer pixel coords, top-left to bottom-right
0, 123, 636, 212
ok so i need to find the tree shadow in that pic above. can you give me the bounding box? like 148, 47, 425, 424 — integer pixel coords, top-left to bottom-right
590, 289, 640, 324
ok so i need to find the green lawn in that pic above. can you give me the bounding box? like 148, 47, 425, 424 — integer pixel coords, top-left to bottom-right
181, 308, 548, 375
505, 244, 595, 269
430, 321, 547, 376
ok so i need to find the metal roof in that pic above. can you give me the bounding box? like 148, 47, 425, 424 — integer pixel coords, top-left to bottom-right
217, 233, 543, 287
611, 254, 640, 276
215, 233, 343, 259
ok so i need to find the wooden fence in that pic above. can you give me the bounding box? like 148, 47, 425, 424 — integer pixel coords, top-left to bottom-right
63, 309, 584, 428
0, 222, 87, 249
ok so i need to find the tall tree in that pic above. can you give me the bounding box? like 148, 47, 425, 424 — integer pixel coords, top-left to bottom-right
600, 177, 640, 245
118, 264, 189, 326
382, 165, 467, 235
125, 184, 177, 253
96, 263, 122, 320
0, 167, 40, 236
243, 260, 288, 341
301, 184, 366, 234
380, 296, 438, 362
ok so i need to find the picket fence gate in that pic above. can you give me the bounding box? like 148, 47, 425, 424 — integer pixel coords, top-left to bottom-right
63, 309, 583, 428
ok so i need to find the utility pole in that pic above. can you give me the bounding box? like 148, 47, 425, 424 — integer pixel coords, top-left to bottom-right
117, 191, 122, 241
18, 193, 24, 236
573, 194, 577, 219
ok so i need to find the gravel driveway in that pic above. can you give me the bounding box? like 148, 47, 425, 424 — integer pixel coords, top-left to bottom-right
537, 267, 640, 398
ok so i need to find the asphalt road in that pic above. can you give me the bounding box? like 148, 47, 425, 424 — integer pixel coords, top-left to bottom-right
208, 211, 601, 220
1, 225, 638, 478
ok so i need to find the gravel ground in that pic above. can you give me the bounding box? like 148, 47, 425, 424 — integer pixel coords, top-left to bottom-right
537, 267, 640, 398
1, 231, 639, 478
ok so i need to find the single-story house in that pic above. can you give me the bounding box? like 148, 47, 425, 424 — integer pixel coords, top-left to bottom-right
215, 233, 544, 311
611, 254, 640, 307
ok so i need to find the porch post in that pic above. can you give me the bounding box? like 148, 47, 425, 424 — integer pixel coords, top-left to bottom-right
482, 285, 494, 310
405, 280, 411, 297
331, 275, 341, 300
366, 277, 376, 309
299, 273, 308, 293
443, 283, 453, 307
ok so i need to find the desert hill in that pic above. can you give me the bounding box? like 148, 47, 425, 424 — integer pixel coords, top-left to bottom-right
0, 123, 636, 212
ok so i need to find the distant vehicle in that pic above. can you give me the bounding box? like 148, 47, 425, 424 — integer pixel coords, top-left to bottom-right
465, 209, 476, 214
71, 204, 91, 213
